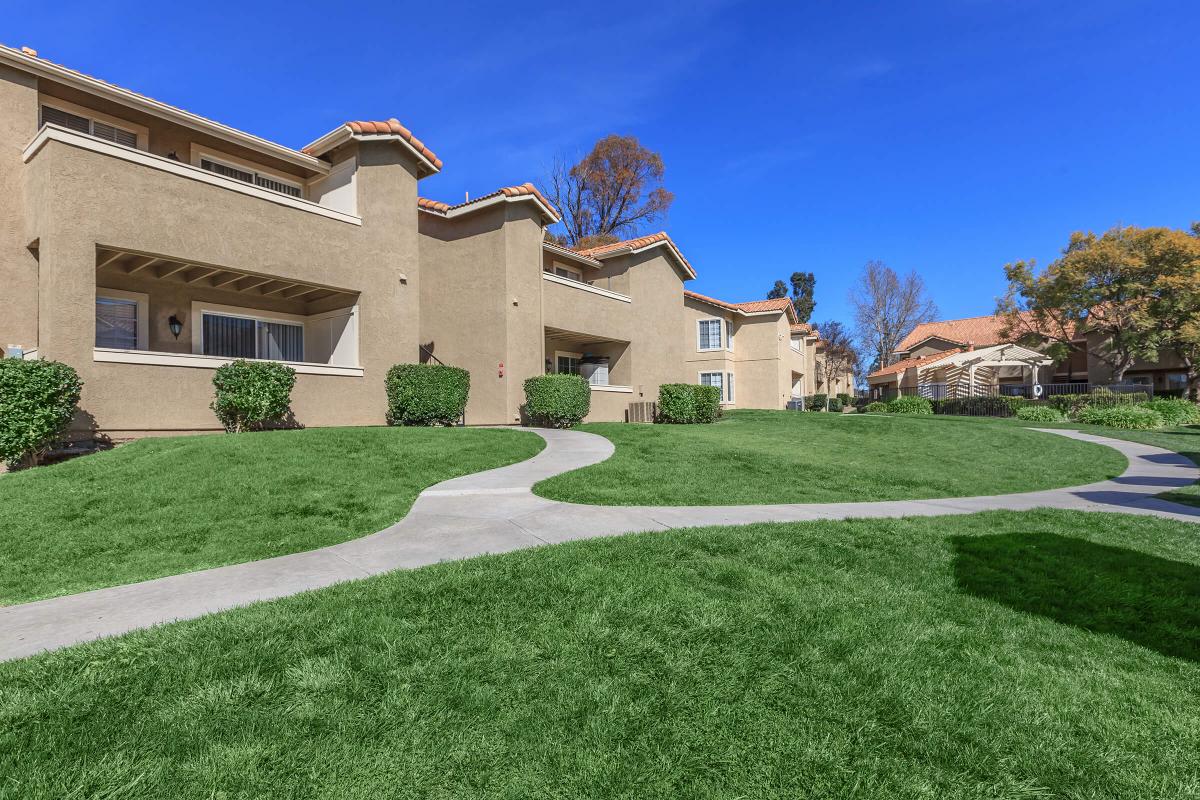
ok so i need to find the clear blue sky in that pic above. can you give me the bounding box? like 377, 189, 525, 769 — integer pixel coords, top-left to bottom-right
9, 0, 1198, 325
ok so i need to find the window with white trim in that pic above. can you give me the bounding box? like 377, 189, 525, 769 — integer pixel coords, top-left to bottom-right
199, 156, 302, 198
725, 319, 734, 351
41, 104, 138, 148
201, 312, 304, 362
697, 319, 723, 351
700, 371, 735, 403
544, 263, 584, 282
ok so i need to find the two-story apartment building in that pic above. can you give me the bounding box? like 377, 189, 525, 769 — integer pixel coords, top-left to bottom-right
1, 44, 851, 436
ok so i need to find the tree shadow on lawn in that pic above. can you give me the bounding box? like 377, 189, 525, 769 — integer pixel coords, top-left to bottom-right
952, 532, 1200, 662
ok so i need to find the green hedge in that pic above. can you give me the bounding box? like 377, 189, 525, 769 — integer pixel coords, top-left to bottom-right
658, 384, 721, 424
0, 359, 83, 468
1141, 398, 1200, 427
524, 374, 591, 428
1077, 405, 1164, 430
1015, 405, 1067, 423
806, 393, 828, 411
864, 401, 889, 413
887, 395, 933, 415
385, 363, 469, 426
211, 360, 297, 433
827, 397, 844, 413
836, 393, 853, 406
1050, 389, 1150, 415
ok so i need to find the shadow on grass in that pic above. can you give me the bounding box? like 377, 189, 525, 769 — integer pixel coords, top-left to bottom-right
952, 532, 1200, 662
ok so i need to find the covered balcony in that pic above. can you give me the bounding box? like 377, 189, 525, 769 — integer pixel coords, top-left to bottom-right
93, 246, 362, 377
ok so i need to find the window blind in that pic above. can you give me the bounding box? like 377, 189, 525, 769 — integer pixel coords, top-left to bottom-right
42, 105, 137, 147
95, 297, 138, 349
202, 313, 303, 362
698, 320, 722, 349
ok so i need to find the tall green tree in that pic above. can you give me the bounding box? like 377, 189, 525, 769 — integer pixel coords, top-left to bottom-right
998, 225, 1198, 383
766, 272, 816, 322
1145, 223, 1200, 398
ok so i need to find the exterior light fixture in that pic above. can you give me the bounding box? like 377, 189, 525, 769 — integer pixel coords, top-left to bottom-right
168, 315, 183, 339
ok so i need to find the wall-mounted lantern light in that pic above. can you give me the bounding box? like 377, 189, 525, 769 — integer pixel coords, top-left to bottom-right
168, 315, 183, 339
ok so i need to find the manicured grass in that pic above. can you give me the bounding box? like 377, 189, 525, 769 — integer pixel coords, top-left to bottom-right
0, 427, 542, 605
534, 409, 1126, 506
2, 509, 1197, 798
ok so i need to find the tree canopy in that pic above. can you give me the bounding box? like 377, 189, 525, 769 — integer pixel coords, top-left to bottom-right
767, 272, 816, 323
848, 261, 938, 370
997, 224, 1200, 384
541, 135, 674, 249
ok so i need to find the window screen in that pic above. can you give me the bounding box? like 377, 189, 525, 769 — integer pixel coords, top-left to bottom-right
202, 313, 303, 362
95, 297, 138, 349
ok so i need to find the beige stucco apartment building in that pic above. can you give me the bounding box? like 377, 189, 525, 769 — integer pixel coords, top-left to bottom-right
0, 45, 851, 436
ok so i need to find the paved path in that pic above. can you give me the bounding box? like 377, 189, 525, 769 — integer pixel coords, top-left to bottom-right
2, 427, 1198, 662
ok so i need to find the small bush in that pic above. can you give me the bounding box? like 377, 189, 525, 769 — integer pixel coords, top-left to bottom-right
658, 383, 722, 424
827, 397, 844, 413
807, 393, 828, 411
836, 393, 852, 406
864, 401, 889, 413
524, 374, 590, 428
211, 360, 297, 433
934, 396, 1026, 417
1077, 404, 1164, 430
1016, 405, 1067, 423
1051, 388, 1150, 416
0, 359, 83, 468
386, 363, 469, 426
887, 395, 933, 415
1141, 398, 1200, 427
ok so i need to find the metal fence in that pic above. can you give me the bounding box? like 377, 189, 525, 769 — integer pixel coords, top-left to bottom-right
916, 382, 1153, 401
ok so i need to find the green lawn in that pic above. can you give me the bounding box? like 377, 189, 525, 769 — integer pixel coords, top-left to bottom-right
534, 410, 1127, 506
0, 427, 542, 606
2, 509, 1196, 799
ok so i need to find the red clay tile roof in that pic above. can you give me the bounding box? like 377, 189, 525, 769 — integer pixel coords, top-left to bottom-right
418, 183, 559, 222
684, 291, 799, 323
868, 348, 961, 379
896, 312, 1075, 352
4, 43, 322, 168
303, 118, 442, 171
791, 323, 818, 337
576, 232, 697, 279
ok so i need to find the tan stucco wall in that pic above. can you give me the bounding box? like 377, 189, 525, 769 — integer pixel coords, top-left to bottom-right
21, 129, 421, 434
0, 65, 39, 352
683, 297, 801, 409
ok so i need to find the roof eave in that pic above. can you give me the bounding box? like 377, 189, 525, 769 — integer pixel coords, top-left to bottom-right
306, 126, 441, 177
418, 192, 558, 223
3, 45, 329, 175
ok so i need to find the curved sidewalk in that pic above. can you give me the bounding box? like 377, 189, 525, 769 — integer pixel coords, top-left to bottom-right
2, 427, 1197, 662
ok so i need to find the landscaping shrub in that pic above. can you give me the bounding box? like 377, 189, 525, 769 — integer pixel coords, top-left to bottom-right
887, 395, 933, 415
934, 396, 1026, 418
211, 360, 297, 433
1015, 405, 1067, 423
1141, 398, 1200, 427
385, 363, 469, 426
827, 397, 844, 413
1077, 404, 1164, 430
524, 374, 590, 428
658, 383, 722, 424
0, 359, 82, 468
864, 401, 889, 413
1051, 388, 1151, 416
806, 393, 828, 411
836, 393, 852, 406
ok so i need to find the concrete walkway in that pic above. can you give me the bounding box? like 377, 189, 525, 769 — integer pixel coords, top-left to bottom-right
2, 427, 1198, 662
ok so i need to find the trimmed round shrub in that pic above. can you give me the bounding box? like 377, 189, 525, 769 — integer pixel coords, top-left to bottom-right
1141, 398, 1200, 427
211, 360, 297, 433
386, 363, 469, 426
827, 397, 844, 413
864, 401, 889, 413
836, 393, 853, 406
887, 395, 933, 415
1077, 404, 1164, 430
524, 374, 590, 428
658, 383, 721, 424
1015, 405, 1067, 423
0, 359, 83, 468
806, 393, 828, 411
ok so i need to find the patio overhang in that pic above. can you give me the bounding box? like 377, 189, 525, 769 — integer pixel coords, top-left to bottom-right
919, 343, 1053, 374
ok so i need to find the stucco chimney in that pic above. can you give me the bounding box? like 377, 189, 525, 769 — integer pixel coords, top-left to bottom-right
966, 341, 975, 351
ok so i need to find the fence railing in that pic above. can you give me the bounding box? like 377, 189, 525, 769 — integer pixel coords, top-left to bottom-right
914, 382, 1153, 401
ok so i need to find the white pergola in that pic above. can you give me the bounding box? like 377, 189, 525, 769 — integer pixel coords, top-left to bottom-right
915, 343, 1053, 398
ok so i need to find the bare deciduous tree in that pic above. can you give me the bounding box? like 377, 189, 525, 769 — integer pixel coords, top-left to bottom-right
541, 135, 674, 248
849, 260, 938, 371
814, 320, 857, 403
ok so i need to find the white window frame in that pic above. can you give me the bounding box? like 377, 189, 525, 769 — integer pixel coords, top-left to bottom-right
555, 350, 583, 375
192, 145, 304, 199
40, 97, 148, 150
544, 262, 584, 282
697, 318, 724, 352
95, 288, 149, 350
725, 319, 735, 352
190, 301, 306, 362
698, 370, 735, 404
